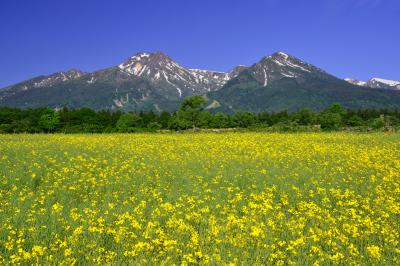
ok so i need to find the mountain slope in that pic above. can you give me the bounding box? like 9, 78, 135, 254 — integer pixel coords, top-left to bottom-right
1, 51, 399, 112
344, 78, 367, 87
0, 52, 241, 111
0, 69, 85, 98
367, 78, 400, 90
209, 52, 400, 112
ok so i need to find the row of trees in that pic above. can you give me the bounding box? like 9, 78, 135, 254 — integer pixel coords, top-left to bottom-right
1, 96, 400, 133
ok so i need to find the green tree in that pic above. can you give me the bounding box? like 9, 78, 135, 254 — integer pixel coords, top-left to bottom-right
116, 113, 141, 132
39, 110, 60, 133
327, 103, 346, 116
168, 115, 191, 130
318, 103, 345, 130
177, 96, 206, 130
139, 111, 158, 128
232, 112, 256, 128
147, 122, 162, 132
318, 112, 342, 130
198, 112, 213, 128
370, 115, 387, 129
210, 113, 230, 128
159, 111, 171, 129
292, 108, 315, 125
346, 115, 364, 127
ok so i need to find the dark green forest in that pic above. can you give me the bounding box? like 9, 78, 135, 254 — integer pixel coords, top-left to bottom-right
1, 96, 399, 133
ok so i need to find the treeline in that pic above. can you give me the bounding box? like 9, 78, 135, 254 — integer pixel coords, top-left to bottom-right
1, 96, 400, 133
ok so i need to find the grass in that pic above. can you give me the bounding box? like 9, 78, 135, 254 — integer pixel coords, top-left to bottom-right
0, 133, 399, 264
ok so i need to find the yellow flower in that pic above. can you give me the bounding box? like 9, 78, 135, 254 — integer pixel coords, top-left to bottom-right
64, 248, 73, 257
250, 225, 263, 237
51, 202, 63, 214
0, 133, 399, 264
367, 245, 381, 259
261, 169, 267, 174
32, 245, 46, 256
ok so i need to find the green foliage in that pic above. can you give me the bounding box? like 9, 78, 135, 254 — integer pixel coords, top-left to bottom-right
179, 96, 206, 112
318, 112, 342, 131
1, 101, 400, 133
116, 113, 142, 132
371, 116, 385, 129
38, 110, 60, 133
177, 96, 206, 129
198, 112, 213, 128
159, 111, 172, 128
346, 115, 364, 127
168, 115, 191, 130
327, 103, 346, 115
291, 108, 316, 125
318, 103, 345, 131
210, 113, 230, 128
147, 122, 162, 132
232, 112, 256, 128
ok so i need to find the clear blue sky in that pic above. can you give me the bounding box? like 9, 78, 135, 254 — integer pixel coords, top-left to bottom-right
0, 0, 399, 87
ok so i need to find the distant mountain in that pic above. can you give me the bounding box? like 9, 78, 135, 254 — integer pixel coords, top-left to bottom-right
1, 51, 399, 112
0, 52, 243, 111
344, 78, 367, 87
208, 52, 400, 112
1, 69, 85, 95
117, 52, 231, 95
345, 77, 400, 90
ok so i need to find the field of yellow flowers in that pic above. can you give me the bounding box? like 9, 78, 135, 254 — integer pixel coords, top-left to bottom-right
0, 133, 399, 265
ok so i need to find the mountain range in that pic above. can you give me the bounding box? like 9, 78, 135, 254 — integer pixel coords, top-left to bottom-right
1, 51, 400, 113
344, 77, 400, 90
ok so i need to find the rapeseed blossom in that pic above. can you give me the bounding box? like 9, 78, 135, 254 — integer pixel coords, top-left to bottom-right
0, 133, 399, 264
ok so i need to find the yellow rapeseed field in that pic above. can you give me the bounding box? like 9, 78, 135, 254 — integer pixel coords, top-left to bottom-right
0, 133, 399, 265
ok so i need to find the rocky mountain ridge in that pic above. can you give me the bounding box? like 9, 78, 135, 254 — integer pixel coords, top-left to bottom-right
1, 51, 399, 112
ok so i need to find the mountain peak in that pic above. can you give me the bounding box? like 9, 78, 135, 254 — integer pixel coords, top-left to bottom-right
116, 51, 233, 99
370, 77, 399, 86
118, 51, 180, 77
246, 51, 323, 87
129, 51, 171, 62
368, 77, 400, 90
3, 50, 400, 112
271, 51, 291, 60
63, 69, 85, 78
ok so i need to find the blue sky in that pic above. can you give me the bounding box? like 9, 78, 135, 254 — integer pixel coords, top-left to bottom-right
0, 0, 399, 87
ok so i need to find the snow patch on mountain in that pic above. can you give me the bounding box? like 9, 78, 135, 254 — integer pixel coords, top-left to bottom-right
344, 78, 367, 86
370, 78, 400, 87
117, 52, 245, 95
277, 52, 289, 60
248, 51, 323, 86
263, 69, 268, 86
345, 77, 400, 90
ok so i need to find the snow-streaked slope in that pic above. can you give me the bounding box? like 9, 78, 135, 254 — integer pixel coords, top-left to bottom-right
344, 78, 367, 87
0, 69, 85, 96
247, 51, 327, 87
118, 52, 233, 96
189, 69, 230, 89
2, 50, 399, 112
367, 78, 400, 90
0, 51, 248, 110
211, 52, 400, 113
